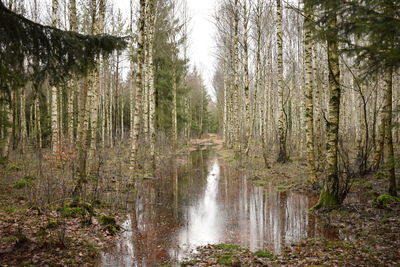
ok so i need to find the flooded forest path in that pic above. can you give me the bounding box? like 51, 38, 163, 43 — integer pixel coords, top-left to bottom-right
100, 148, 335, 266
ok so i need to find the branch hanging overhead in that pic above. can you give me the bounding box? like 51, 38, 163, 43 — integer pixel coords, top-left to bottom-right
0, 1, 127, 91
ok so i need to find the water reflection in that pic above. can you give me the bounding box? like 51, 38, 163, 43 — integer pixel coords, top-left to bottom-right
177, 159, 222, 259
101, 215, 135, 267
101, 150, 330, 266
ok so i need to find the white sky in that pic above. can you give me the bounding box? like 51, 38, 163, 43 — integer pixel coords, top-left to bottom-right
114, 0, 217, 98
185, 0, 217, 99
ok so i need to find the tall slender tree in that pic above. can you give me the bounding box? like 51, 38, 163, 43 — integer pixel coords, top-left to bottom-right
276, 0, 288, 163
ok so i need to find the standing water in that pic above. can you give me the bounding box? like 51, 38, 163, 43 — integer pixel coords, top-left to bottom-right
101, 149, 329, 266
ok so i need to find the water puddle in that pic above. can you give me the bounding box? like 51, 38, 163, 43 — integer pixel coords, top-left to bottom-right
100, 150, 333, 266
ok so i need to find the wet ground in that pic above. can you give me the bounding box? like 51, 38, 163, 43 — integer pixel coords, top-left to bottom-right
100, 149, 337, 266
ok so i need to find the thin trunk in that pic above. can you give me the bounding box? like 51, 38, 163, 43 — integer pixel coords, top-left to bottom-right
373, 113, 385, 170
1, 93, 13, 158
121, 96, 124, 141
232, 0, 240, 149
172, 54, 178, 148
246, 0, 262, 155
87, 0, 106, 173
129, 61, 135, 140
20, 88, 27, 153
242, 0, 250, 150
223, 61, 228, 146
34, 96, 42, 148
313, 45, 323, 170
276, 0, 287, 163
68, 0, 77, 143
383, 66, 397, 196
148, 0, 157, 169
51, 0, 60, 153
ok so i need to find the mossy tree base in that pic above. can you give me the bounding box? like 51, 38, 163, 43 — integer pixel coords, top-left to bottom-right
311, 188, 340, 211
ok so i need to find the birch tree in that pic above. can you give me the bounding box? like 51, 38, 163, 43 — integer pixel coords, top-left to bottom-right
303, 4, 317, 183
130, 0, 146, 170
51, 0, 60, 153
276, 0, 288, 163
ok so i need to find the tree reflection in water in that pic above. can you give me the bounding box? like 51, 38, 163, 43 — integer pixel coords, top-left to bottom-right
101, 150, 329, 267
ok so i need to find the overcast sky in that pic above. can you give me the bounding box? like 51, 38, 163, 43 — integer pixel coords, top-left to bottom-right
114, 0, 217, 98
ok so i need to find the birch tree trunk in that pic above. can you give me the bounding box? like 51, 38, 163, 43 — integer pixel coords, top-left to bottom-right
75, 79, 90, 197
147, 0, 157, 169
304, 11, 317, 183
223, 61, 228, 146
242, 0, 250, 151
276, 0, 288, 163
130, 0, 146, 170
51, 0, 60, 153
313, 45, 323, 170
87, 0, 106, 173
232, 0, 240, 149
246, 0, 262, 155
68, 0, 77, 143
315, 5, 342, 208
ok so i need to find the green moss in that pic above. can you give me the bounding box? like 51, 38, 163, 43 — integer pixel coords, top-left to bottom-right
77, 202, 94, 215
214, 243, 240, 250
7, 165, 21, 171
100, 215, 117, 226
3, 234, 27, 245
254, 250, 274, 259
381, 213, 394, 223
217, 255, 239, 265
373, 194, 400, 209
100, 215, 120, 235
62, 207, 87, 217
82, 240, 99, 254
253, 180, 267, 187
374, 171, 386, 180
0, 157, 8, 166
376, 194, 400, 202
275, 185, 292, 192
4, 207, 17, 213
23, 175, 37, 181
104, 224, 119, 236
311, 189, 339, 210
3, 235, 19, 244
14, 178, 32, 189
363, 189, 378, 198
325, 241, 352, 249
180, 259, 199, 266
66, 201, 94, 216
44, 219, 60, 229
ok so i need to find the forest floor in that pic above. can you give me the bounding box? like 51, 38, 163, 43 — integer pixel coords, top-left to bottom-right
181, 137, 400, 266
1, 139, 399, 266
0, 150, 127, 267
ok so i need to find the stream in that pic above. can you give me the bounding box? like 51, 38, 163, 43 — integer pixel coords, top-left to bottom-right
100, 149, 335, 266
